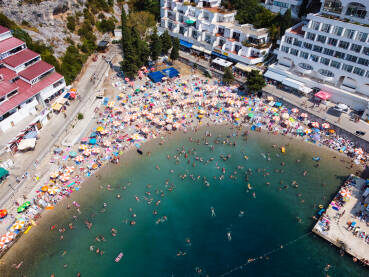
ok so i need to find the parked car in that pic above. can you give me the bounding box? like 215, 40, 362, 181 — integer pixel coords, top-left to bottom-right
333, 103, 349, 113
356, 131, 366, 136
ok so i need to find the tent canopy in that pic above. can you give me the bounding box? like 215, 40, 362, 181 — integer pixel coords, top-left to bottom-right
315, 90, 332, 100
235, 63, 255, 73
18, 138, 36, 151
162, 67, 179, 78
211, 57, 233, 68
24, 131, 37, 139
0, 167, 9, 180
148, 71, 165, 83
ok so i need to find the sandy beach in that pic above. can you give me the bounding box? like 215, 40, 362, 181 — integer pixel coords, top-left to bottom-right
0, 70, 367, 273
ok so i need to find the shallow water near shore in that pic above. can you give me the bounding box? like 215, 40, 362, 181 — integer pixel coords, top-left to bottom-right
1, 126, 368, 277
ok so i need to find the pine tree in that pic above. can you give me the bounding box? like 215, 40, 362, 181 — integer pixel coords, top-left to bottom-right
223, 67, 234, 85
121, 7, 131, 52
150, 28, 161, 62
160, 30, 172, 55
170, 37, 179, 61
246, 70, 266, 93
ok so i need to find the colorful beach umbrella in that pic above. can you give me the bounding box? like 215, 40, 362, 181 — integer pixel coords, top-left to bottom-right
354, 148, 364, 155
79, 144, 88, 151
291, 108, 299, 113
300, 113, 308, 118
75, 155, 84, 162
311, 122, 320, 128
340, 189, 351, 198
65, 166, 75, 174
0, 209, 7, 218
322, 123, 330, 129
41, 185, 49, 192
48, 187, 60, 195
50, 171, 59, 179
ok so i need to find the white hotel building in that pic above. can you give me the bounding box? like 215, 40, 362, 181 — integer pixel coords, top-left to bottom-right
263, 0, 303, 18
160, 0, 272, 65
266, 0, 369, 111
0, 26, 66, 132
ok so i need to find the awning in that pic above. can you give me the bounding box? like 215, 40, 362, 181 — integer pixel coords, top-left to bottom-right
23, 131, 37, 139
18, 138, 36, 151
180, 40, 193, 48
191, 45, 211, 55
212, 57, 233, 68
235, 63, 254, 73
211, 51, 228, 60
282, 78, 304, 90
0, 167, 9, 179
185, 19, 195, 25
314, 90, 332, 100
263, 70, 286, 82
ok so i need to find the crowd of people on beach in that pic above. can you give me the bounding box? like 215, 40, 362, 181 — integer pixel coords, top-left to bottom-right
1, 71, 368, 266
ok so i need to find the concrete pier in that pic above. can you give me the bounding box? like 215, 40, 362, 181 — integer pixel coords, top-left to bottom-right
313, 175, 369, 264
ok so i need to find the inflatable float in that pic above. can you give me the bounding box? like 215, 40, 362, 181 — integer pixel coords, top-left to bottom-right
115, 252, 124, 262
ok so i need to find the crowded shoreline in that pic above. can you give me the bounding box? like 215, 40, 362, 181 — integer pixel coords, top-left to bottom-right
0, 71, 368, 261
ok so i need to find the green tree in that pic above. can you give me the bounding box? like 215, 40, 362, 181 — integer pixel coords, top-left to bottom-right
170, 37, 179, 61
121, 43, 139, 79
127, 11, 155, 36
61, 45, 85, 84
246, 70, 266, 93
67, 16, 76, 32
97, 17, 116, 33
160, 30, 172, 55
223, 67, 234, 85
149, 28, 161, 62
121, 7, 131, 51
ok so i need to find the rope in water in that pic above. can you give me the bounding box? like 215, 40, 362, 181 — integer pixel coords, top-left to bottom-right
218, 231, 313, 277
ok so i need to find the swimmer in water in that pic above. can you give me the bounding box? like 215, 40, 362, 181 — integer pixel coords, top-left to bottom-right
238, 210, 245, 217
227, 231, 232, 241
210, 207, 216, 217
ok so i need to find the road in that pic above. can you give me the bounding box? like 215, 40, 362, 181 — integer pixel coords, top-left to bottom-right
0, 46, 116, 209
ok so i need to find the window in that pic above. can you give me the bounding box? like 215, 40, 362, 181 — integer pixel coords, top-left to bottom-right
281, 46, 289, 53
344, 29, 355, 39
299, 51, 309, 59
318, 69, 334, 77
333, 51, 345, 59
293, 39, 302, 47
311, 21, 320, 30
357, 32, 368, 42
338, 40, 349, 49
273, 1, 289, 8
317, 35, 327, 44
321, 24, 331, 33
345, 54, 357, 63
303, 42, 312, 50
323, 0, 343, 14
358, 58, 369, 66
327, 37, 338, 46
313, 45, 323, 53
323, 48, 334, 56
298, 63, 313, 70
346, 3, 367, 19
330, 60, 341, 69
309, 54, 319, 62
342, 64, 353, 73
290, 48, 299, 56
285, 36, 293, 44
306, 32, 316, 41
364, 47, 369, 56
332, 26, 343, 36
353, 67, 365, 76
320, 57, 330, 65
350, 44, 362, 53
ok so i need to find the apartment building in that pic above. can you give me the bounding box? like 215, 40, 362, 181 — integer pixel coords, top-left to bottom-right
265, 0, 369, 111
263, 0, 303, 18
160, 0, 272, 65
0, 26, 66, 132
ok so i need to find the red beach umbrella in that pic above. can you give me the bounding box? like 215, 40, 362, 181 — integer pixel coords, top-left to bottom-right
0, 209, 7, 218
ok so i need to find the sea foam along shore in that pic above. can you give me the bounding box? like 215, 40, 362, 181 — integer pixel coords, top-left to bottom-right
0, 73, 367, 259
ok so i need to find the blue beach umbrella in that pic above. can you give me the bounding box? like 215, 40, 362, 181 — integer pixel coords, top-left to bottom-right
89, 138, 97, 145
69, 151, 77, 157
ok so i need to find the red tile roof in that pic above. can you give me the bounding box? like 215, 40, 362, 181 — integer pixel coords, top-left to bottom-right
290, 25, 305, 36
0, 26, 10, 35
18, 60, 54, 81
0, 72, 63, 116
0, 37, 25, 55
3, 49, 39, 68
0, 67, 17, 82
0, 82, 18, 98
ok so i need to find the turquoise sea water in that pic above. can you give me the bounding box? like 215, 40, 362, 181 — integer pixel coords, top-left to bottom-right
7, 128, 369, 276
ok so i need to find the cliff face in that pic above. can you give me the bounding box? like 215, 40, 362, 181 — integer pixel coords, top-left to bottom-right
0, 0, 84, 57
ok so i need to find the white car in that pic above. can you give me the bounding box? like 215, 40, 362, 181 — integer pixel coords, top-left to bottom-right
333, 104, 349, 113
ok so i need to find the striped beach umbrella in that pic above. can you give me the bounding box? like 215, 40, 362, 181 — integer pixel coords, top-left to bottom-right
291, 108, 299, 113
75, 155, 84, 162
50, 171, 59, 179
322, 123, 330, 129
60, 174, 70, 182
103, 140, 111, 147
64, 166, 75, 174
79, 144, 88, 151
83, 149, 92, 156
48, 187, 60, 195
300, 113, 308, 118
354, 148, 364, 155
311, 122, 320, 128
340, 189, 351, 198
